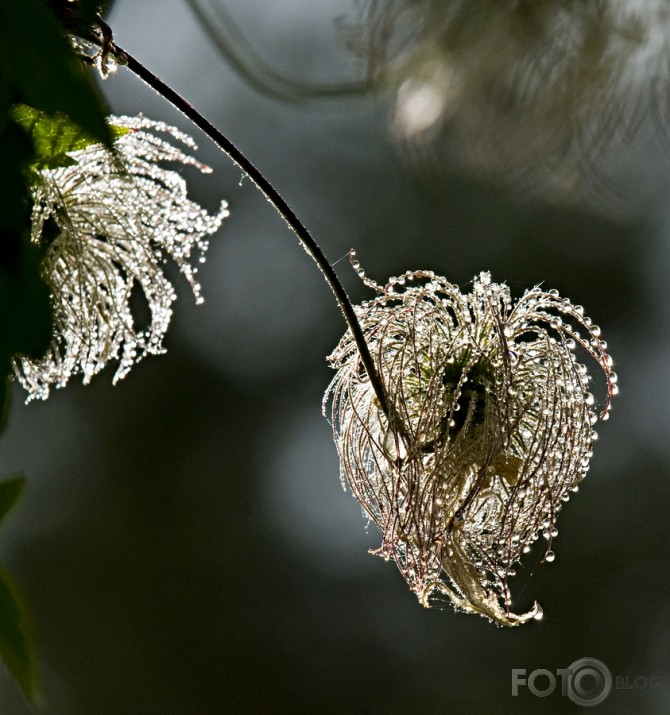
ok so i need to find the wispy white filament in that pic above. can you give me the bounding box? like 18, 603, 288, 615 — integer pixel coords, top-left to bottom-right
14, 116, 229, 400
325, 265, 616, 625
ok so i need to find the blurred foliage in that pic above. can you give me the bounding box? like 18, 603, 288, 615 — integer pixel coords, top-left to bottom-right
0, 477, 39, 705
0, 0, 111, 702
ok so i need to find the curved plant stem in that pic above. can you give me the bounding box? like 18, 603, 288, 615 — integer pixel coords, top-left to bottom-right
184, 0, 372, 103
112, 44, 395, 420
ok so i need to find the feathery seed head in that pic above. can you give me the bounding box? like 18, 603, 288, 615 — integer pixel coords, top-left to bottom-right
14, 115, 229, 400
325, 264, 615, 625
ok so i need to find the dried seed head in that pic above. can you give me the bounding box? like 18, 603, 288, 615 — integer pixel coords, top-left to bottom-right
325, 267, 615, 626
14, 115, 229, 401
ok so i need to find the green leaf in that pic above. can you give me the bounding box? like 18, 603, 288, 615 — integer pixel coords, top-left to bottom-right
0, 568, 40, 706
0, 477, 25, 528
12, 104, 130, 171
12, 104, 87, 170
0, 0, 110, 145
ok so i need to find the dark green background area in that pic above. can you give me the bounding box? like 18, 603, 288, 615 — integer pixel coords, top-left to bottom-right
0, 1, 668, 713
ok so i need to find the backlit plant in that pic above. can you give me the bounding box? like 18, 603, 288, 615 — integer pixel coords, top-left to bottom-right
326, 263, 616, 625
0, 1, 619, 703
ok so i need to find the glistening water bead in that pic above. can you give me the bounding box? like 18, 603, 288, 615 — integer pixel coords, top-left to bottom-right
325, 268, 616, 626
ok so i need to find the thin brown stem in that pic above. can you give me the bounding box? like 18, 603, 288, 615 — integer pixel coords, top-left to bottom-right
110, 43, 395, 420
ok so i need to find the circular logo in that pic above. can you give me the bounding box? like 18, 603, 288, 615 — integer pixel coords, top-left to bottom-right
567, 657, 612, 707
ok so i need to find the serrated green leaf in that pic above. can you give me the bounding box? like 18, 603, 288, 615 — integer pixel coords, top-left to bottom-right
0, 477, 25, 528
0, 0, 110, 145
12, 104, 96, 170
0, 568, 40, 706
11, 104, 130, 171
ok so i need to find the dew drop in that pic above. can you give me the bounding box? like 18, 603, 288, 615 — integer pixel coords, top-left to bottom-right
544, 550, 556, 563
383, 428, 408, 461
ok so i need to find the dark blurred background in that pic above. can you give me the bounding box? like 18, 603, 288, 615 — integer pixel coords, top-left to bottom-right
1, 1, 668, 712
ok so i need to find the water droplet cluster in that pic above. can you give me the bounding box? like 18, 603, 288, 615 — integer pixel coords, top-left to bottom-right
14, 115, 229, 400
325, 267, 615, 626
